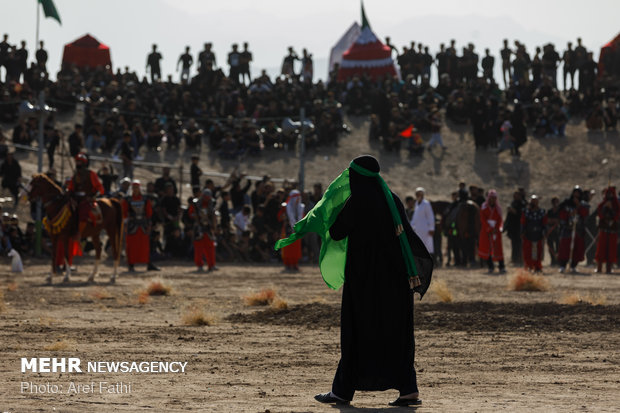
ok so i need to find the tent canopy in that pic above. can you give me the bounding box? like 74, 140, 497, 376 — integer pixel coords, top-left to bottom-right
599, 32, 620, 79
336, 4, 396, 82
329, 22, 361, 74
62, 34, 112, 71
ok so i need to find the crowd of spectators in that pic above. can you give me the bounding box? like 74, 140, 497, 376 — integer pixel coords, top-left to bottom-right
0, 34, 619, 265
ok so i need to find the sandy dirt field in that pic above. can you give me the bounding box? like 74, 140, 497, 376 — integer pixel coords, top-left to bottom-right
0, 259, 618, 413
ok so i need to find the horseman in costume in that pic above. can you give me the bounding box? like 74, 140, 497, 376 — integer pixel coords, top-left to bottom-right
122, 180, 159, 272
188, 189, 217, 272
595, 186, 620, 274
521, 195, 548, 272
66, 153, 104, 241
558, 185, 590, 273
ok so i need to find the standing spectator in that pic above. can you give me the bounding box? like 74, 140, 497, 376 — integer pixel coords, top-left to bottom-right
154, 167, 177, 195
45, 127, 60, 168
97, 164, 117, 196
558, 186, 589, 273
234, 205, 251, 238
521, 195, 547, 272
281, 47, 298, 77
301, 48, 313, 83
0, 34, 10, 82
146, 44, 162, 83
426, 109, 446, 150
188, 189, 217, 272
505, 191, 525, 265
177, 46, 193, 83
197, 42, 216, 74
481, 48, 494, 81
574, 37, 587, 82
239, 42, 253, 85
0, 151, 21, 206
119, 131, 134, 179
542, 43, 560, 87
595, 186, 620, 274
479, 189, 506, 274
562, 42, 576, 91
500, 39, 512, 88
160, 182, 181, 236
410, 187, 435, 259
68, 124, 84, 157
190, 154, 202, 187
35, 40, 48, 72
227, 43, 241, 84
15, 40, 28, 82
229, 173, 251, 214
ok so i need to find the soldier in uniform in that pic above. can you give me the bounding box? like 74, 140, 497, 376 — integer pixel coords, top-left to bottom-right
595, 186, 620, 274
557, 186, 590, 273
521, 195, 548, 272
66, 153, 104, 242
122, 180, 159, 272
188, 189, 217, 272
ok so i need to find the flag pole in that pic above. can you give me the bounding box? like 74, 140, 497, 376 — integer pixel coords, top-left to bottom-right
36, 0, 40, 47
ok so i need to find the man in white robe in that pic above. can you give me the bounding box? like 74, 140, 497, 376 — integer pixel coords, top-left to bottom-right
410, 187, 435, 255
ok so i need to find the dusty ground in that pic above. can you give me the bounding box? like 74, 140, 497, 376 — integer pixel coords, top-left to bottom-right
0, 259, 618, 412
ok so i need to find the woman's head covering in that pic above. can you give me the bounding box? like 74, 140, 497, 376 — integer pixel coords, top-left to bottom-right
483, 189, 502, 215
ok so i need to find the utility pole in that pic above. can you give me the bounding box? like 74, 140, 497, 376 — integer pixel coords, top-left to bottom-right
298, 108, 305, 193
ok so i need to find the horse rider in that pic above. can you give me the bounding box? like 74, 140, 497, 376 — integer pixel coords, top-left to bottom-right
66, 153, 104, 241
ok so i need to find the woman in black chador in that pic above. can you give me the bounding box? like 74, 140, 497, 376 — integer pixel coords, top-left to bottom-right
314, 155, 433, 407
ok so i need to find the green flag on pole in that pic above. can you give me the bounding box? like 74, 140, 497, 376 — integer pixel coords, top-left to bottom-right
38, 0, 61, 25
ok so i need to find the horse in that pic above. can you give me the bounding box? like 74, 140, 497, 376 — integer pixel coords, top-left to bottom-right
443, 200, 481, 267
26, 174, 123, 284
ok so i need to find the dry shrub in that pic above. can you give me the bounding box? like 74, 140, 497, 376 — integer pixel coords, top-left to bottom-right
39, 317, 58, 326
558, 293, 581, 305
0, 290, 5, 313
308, 295, 327, 304
271, 297, 289, 311
89, 287, 113, 300
243, 288, 277, 306
429, 279, 453, 302
44, 339, 74, 351
146, 279, 172, 296
137, 290, 150, 304
181, 306, 216, 326
6, 282, 18, 292
509, 270, 549, 292
559, 292, 607, 306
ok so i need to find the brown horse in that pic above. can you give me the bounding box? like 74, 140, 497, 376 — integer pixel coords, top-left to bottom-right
26, 174, 123, 284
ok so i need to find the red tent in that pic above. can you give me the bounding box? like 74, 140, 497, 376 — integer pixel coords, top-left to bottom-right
337, 5, 396, 82
598, 32, 620, 79
61, 34, 112, 70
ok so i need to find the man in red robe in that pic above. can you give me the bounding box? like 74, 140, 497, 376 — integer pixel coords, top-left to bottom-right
122, 180, 159, 272
521, 195, 548, 272
66, 153, 104, 241
479, 189, 505, 273
595, 186, 620, 274
188, 189, 217, 272
558, 186, 589, 273
278, 188, 304, 271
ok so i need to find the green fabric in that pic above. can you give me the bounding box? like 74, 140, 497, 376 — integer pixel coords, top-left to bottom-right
274, 168, 351, 289
39, 0, 62, 24
348, 162, 419, 281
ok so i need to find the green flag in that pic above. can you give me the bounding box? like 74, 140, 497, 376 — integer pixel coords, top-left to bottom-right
38, 0, 61, 25
275, 168, 351, 289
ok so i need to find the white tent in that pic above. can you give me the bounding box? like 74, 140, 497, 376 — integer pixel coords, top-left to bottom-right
328, 22, 361, 75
